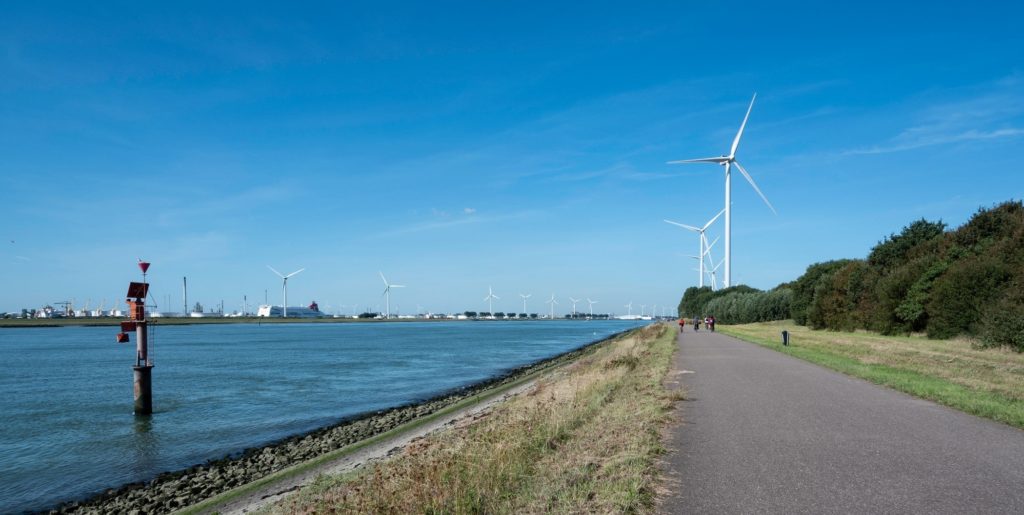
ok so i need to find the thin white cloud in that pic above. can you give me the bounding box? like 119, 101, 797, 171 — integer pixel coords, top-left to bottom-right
841, 77, 1024, 156
380, 210, 538, 237
844, 127, 1024, 156
463, 207, 476, 214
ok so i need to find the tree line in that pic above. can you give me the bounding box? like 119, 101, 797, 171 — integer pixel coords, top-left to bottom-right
677, 200, 1023, 350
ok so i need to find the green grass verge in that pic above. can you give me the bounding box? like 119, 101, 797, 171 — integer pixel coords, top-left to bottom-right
719, 323, 1024, 429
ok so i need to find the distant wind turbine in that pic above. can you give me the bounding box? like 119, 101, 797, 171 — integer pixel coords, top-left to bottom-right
587, 298, 598, 318
664, 209, 724, 288
669, 93, 776, 288
624, 301, 633, 317
709, 258, 725, 291
484, 286, 499, 316
267, 265, 305, 317
546, 293, 559, 320
379, 271, 405, 319
568, 297, 580, 318
519, 293, 531, 314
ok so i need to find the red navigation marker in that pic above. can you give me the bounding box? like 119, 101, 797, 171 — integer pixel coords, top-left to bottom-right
138, 260, 151, 274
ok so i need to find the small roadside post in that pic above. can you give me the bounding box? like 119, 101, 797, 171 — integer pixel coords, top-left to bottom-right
781, 330, 790, 346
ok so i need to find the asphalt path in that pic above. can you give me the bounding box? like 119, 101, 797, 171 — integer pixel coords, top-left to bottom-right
661, 327, 1024, 514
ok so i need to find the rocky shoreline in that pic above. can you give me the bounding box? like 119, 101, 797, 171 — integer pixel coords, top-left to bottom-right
48, 329, 630, 514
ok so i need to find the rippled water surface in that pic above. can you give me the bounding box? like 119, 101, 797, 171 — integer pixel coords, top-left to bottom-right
0, 320, 639, 512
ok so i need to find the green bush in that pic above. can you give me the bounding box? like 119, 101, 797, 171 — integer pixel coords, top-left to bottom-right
812, 202, 1018, 340
673, 200, 1023, 344
980, 286, 1024, 351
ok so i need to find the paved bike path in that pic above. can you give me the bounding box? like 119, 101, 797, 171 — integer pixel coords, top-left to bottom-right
661, 328, 1024, 514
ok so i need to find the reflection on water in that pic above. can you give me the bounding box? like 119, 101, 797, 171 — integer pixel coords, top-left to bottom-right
129, 416, 160, 478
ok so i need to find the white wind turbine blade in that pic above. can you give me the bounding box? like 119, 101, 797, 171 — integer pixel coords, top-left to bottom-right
379, 271, 389, 286
702, 209, 726, 231
733, 161, 777, 214
730, 93, 756, 158
668, 156, 730, 164
391, 284, 405, 288
705, 236, 721, 253
493, 294, 500, 299
267, 265, 285, 278
664, 219, 701, 232
285, 268, 305, 279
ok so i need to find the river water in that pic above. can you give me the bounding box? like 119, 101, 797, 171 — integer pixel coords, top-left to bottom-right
0, 320, 639, 512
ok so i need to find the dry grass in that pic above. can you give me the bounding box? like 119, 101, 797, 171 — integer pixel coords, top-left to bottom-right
721, 321, 1024, 427
264, 324, 677, 514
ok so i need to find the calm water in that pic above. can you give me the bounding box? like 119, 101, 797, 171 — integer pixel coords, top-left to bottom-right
0, 320, 639, 512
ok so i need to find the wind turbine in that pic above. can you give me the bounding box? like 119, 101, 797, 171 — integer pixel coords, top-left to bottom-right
587, 298, 598, 318
568, 297, 580, 319
669, 94, 776, 288
379, 271, 405, 319
519, 293, 531, 314
545, 293, 559, 320
267, 266, 305, 317
484, 286, 499, 316
641, 304, 646, 317
664, 209, 724, 288
624, 301, 633, 317
709, 259, 725, 291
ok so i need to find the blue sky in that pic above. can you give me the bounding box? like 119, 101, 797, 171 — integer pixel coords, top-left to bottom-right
1, 1, 1022, 315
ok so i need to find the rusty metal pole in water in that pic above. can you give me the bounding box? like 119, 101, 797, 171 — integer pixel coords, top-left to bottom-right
117, 261, 154, 415
133, 304, 152, 415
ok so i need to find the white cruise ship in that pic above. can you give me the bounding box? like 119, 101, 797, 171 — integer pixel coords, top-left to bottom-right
256, 301, 325, 318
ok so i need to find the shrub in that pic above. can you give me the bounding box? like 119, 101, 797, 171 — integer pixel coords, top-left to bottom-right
979, 286, 1024, 351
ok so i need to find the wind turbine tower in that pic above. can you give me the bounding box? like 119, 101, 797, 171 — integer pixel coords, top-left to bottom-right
568, 297, 580, 319
484, 286, 499, 316
669, 94, 776, 288
624, 301, 633, 317
267, 265, 305, 317
545, 293, 559, 320
587, 298, 598, 318
379, 271, 405, 319
519, 293, 531, 314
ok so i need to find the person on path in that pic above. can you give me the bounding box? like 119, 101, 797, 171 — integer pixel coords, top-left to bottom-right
709, 315, 716, 332
678, 317, 685, 333
693, 317, 700, 331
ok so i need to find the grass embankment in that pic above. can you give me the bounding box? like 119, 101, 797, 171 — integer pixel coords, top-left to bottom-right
720, 321, 1024, 428
266, 323, 679, 514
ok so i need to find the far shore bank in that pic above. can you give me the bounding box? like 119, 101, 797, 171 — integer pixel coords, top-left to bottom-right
46, 326, 638, 514
0, 316, 607, 329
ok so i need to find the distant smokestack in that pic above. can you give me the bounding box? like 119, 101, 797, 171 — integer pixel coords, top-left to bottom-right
183, 277, 188, 315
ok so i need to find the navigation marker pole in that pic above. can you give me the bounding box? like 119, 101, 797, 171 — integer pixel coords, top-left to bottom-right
116, 260, 154, 415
